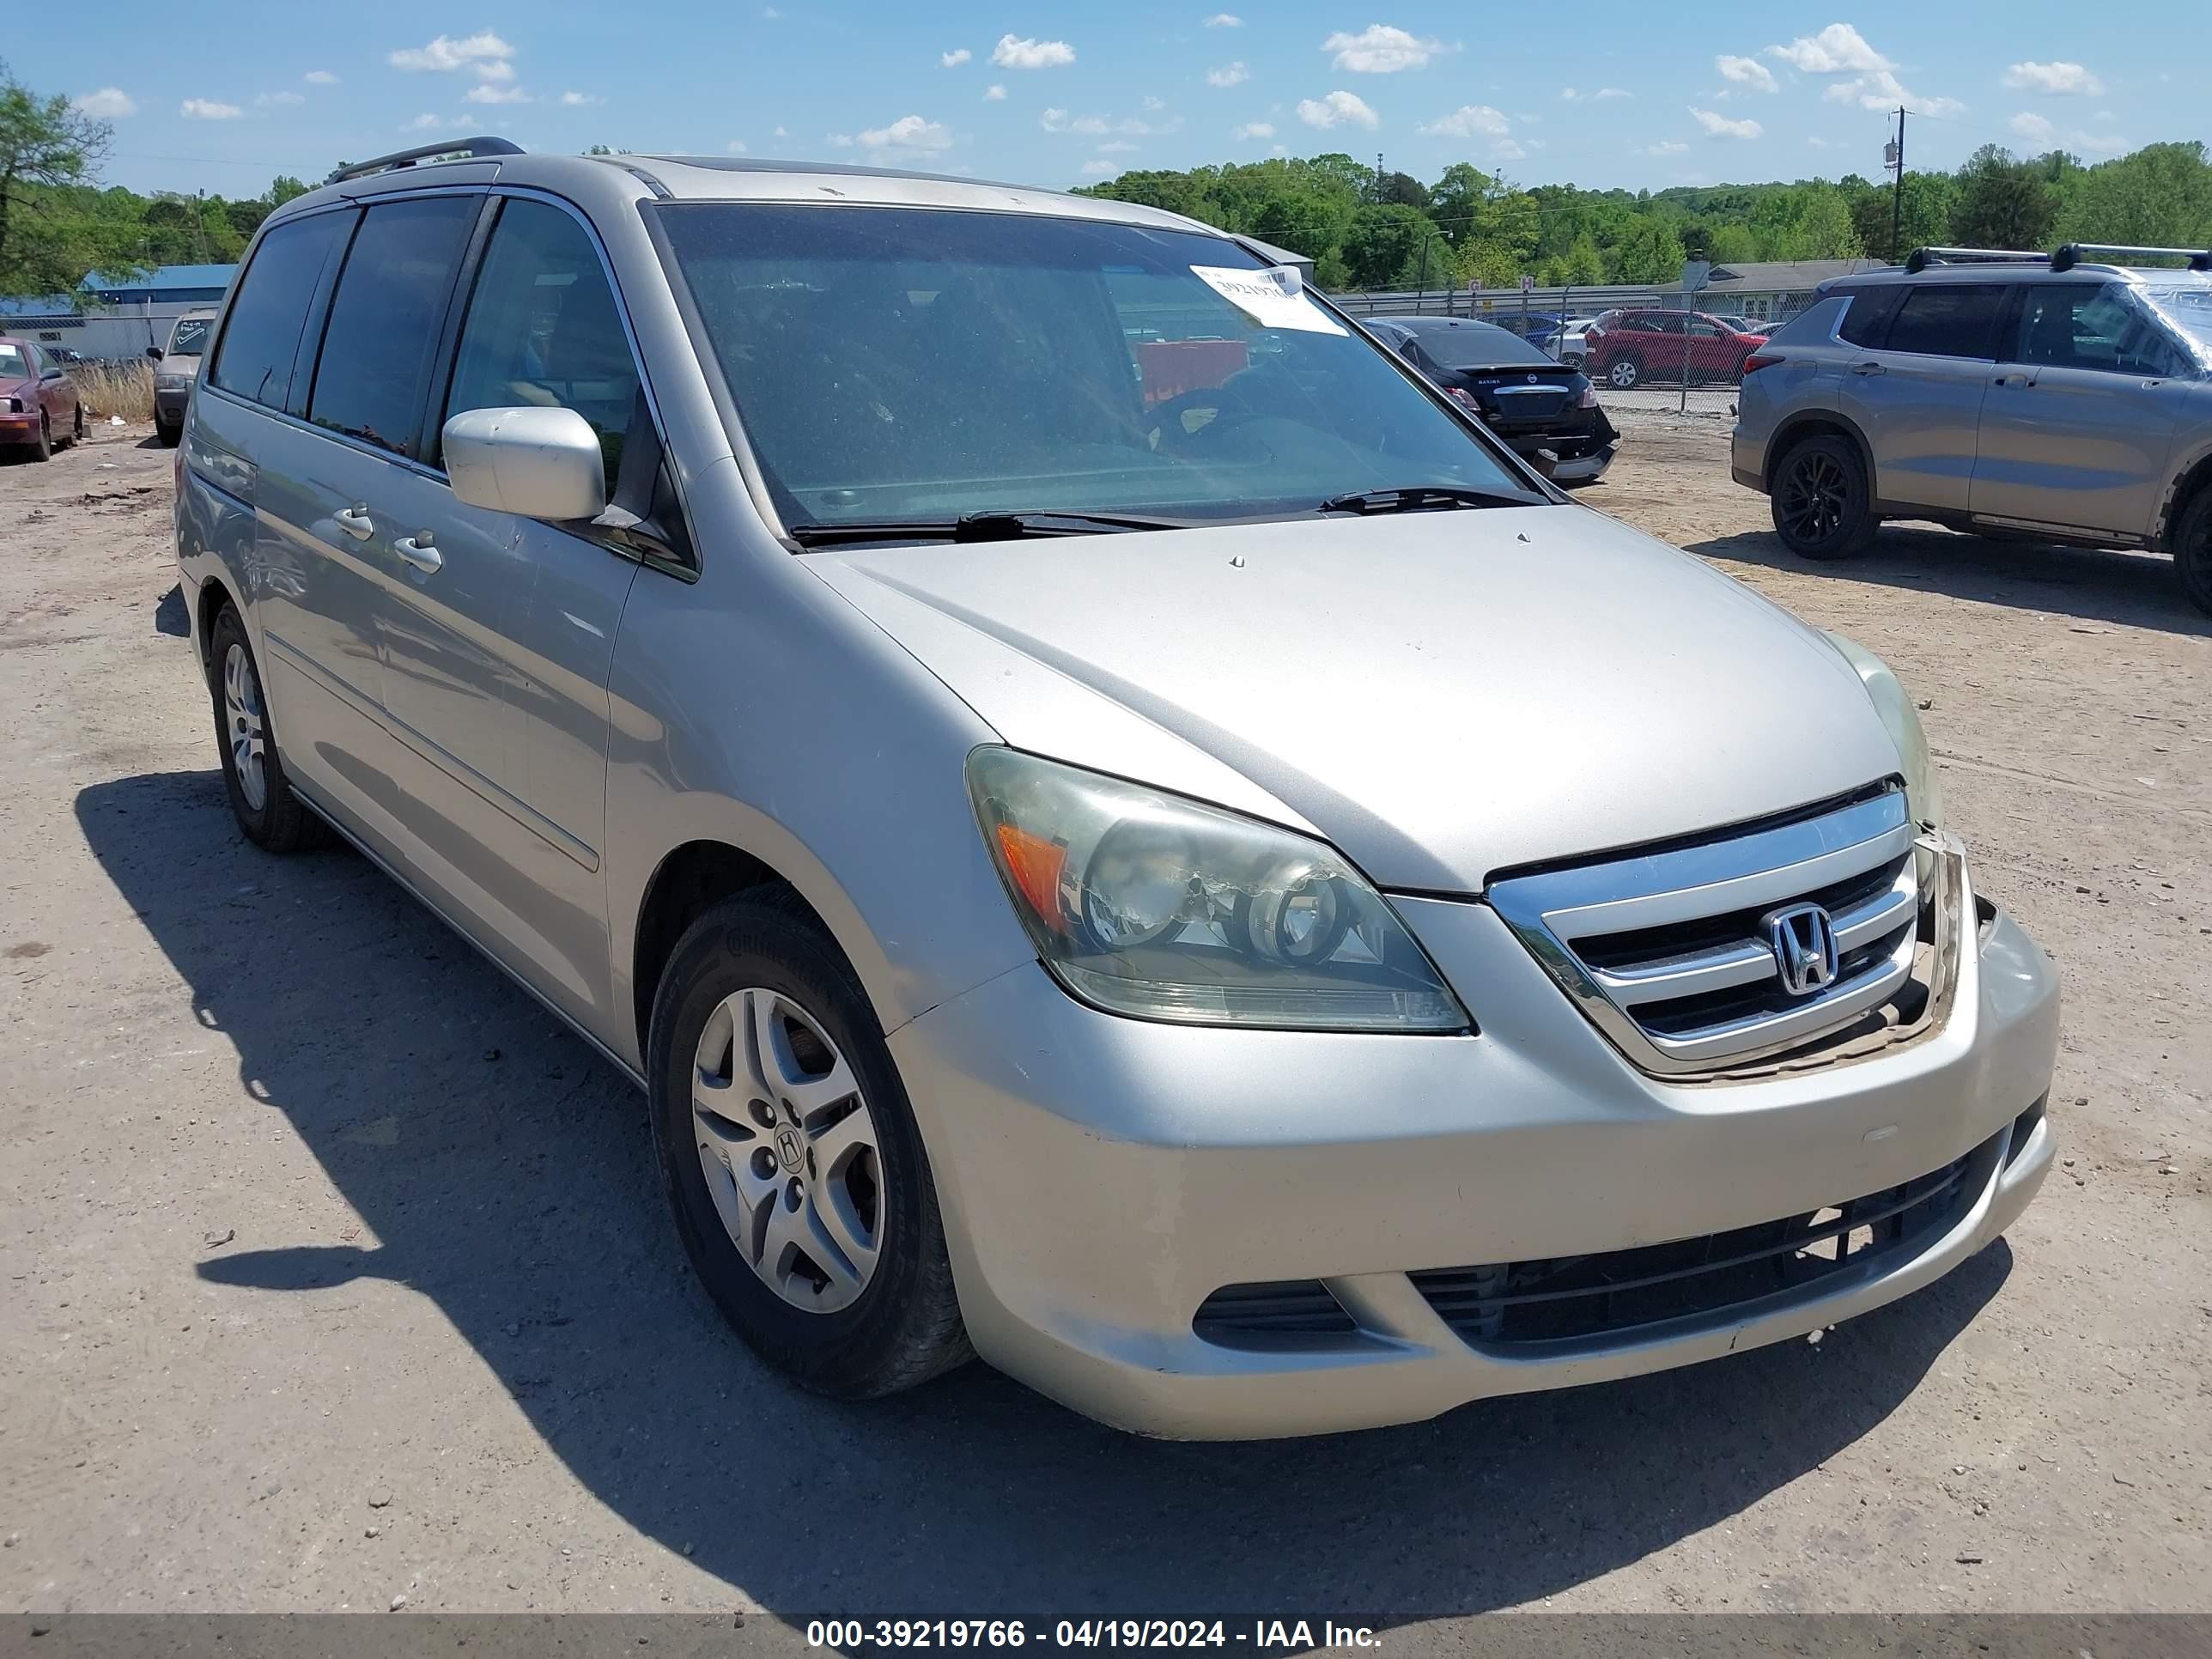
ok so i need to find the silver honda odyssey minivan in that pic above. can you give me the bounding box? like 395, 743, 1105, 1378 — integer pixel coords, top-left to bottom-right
170, 140, 2059, 1438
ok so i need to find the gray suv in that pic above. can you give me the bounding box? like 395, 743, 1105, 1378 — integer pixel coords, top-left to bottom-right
1732, 245, 2212, 615
170, 143, 2057, 1437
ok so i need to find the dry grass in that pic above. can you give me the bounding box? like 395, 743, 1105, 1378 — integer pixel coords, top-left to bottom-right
68, 359, 155, 422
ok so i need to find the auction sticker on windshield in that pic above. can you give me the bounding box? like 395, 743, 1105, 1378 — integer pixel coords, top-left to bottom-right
1189, 265, 1346, 335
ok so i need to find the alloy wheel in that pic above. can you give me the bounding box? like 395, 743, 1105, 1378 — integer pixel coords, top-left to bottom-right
690, 987, 883, 1314
1778, 449, 1850, 546
1609, 359, 1639, 389
222, 642, 268, 811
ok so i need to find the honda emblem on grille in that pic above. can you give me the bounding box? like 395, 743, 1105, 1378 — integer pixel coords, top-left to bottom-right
1762, 902, 1840, 997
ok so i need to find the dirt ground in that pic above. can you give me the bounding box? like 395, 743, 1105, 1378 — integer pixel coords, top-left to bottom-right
2, 416, 2207, 1629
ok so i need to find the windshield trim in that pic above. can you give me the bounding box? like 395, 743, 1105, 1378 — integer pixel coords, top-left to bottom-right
641, 198, 1557, 553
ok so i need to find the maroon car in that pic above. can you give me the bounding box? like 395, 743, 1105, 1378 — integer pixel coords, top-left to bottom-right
0, 336, 85, 460
1581, 309, 1770, 391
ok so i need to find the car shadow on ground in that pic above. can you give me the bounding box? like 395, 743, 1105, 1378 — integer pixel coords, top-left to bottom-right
1688, 524, 2210, 638
76, 762, 2011, 1620
155, 583, 189, 638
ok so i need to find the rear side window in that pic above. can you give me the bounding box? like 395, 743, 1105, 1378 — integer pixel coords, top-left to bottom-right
1882, 284, 2005, 360
210, 211, 349, 410
1835, 285, 1903, 348
443, 198, 641, 483
308, 196, 478, 459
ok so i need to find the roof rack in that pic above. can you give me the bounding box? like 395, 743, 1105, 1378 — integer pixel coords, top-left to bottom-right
1903, 246, 2051, 274
327, 137, 524, 185
2051, 242, 2212, 273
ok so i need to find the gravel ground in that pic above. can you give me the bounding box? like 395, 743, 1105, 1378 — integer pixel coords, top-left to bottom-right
2, 416, 2207, 1627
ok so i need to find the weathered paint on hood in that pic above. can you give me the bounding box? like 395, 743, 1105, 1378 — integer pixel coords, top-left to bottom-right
807, 504, 1905, 891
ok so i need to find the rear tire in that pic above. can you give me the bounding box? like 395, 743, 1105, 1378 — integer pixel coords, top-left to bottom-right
2175, 486, 2212, 620
208, 605, 327, 853
1770, 434, 1876, 562
648, 891, 972, 1400
69, 405, 84, 446
1607, 356, 1642, 391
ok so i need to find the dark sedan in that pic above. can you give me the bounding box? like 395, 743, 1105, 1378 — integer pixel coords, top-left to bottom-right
1367, 316, 1619, 484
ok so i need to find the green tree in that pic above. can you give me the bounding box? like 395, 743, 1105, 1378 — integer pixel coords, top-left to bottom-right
1338, 203, 1433, 288
2053, 141, 2212, 249
1951, 144, 2057, 250
1611, 216, 1687, 283
0, 59, 112, 297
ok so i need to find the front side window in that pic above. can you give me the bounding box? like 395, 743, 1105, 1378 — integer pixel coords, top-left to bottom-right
1882, 283, 2005, 359
308, 196, 477, 459
2014, 282, 2187, 377
210, 210, 350, 410
444, 198, 640, 482
654, 204, 1532, 533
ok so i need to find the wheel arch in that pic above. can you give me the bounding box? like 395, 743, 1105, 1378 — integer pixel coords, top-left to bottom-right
1765, 410, 1876, 495
193, 572, 240, 686
2156, 441, 2212, 553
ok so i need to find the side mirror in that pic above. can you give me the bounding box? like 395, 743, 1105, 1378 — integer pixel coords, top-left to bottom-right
146, 344, 163, 361
441, 406, 606, 522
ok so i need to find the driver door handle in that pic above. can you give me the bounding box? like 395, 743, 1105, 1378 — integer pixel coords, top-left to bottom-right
1992, 372, 2033, 388
1850, 361, 1886, 376
394, 534, 442, 574
333, 504, 375, 541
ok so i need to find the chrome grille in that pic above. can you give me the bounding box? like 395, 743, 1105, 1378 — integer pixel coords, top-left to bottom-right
1490, 788, 1958, 1076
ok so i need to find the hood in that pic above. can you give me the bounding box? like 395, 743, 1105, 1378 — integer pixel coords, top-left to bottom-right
160, 353, 205, 377
808, 507, 1905, 892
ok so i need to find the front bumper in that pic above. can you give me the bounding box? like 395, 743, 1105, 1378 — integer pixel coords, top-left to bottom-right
155, 388, 190, 427
890, 893, 2058, 1439
0, 412, 40, 443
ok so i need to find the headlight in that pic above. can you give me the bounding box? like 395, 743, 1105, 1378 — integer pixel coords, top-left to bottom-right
967, 748, 1469, 1032
1824, 632, 1941, 827
155, 373, 190, 392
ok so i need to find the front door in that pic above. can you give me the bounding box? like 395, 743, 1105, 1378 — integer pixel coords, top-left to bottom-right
1971, 280, 2185, 538
1838, 280, 2007, 514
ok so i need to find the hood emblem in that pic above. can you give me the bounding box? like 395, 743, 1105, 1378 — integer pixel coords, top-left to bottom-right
1762, 903, 1840, 997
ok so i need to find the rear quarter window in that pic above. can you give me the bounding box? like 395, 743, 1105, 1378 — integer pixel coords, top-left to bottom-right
1834, 286, 1903, 349
209, 211, 351, 410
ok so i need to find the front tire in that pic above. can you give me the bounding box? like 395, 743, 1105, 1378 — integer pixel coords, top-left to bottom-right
31, 415, 51, 462
1770, 434, 1876, 561
157, 418, 182, 448
649, 892, 971, 1400
208, 605, 326, 852
1607, 356, 1642, 390
2175, 486, 2212, 619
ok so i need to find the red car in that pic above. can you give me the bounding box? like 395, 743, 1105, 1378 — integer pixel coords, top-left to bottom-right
1581, 309, 1770, 391
0, 335, 85, 460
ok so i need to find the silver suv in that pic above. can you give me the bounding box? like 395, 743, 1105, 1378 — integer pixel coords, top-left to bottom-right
1733, 245, 2212, 615
171, 143, 2057, 1438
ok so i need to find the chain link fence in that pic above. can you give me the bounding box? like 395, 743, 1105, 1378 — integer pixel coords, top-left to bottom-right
1332, 282, 1824, 419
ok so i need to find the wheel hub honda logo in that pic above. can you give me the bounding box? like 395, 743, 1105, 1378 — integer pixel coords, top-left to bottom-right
1763, 902, 1840, 997
775, 1126, 805, 1172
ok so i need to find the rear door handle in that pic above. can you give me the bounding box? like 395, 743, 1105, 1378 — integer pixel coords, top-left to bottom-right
1850, 361, 1886, 376
1992, 372, 2032, 387
394, 534, 442, 574
333, 504, 375, 541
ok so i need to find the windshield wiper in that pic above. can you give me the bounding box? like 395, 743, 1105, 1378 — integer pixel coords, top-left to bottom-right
787, 509, 1194, 547
1317, 484, 1535, 516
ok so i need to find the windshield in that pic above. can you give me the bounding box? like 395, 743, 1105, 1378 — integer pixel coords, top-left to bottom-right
655, 204, 1532, 534
1407, 322, 1553, 368
2143, 286, 2212, 364
168, 316, 215, 357
0, 344, 27, 380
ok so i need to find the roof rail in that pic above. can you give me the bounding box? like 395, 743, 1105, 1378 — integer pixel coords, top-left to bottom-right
327, 137, 524, 185
2051, 242, 2212, 273
1903, 246, 2051, 275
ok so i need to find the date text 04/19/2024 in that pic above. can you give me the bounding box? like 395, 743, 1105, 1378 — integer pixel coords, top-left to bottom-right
805, 1623, 1382, 1650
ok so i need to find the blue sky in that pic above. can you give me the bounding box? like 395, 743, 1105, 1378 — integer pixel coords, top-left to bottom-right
28, 3, 2209, 200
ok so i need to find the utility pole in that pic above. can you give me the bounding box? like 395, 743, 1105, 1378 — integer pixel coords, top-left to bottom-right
1887, 107, 1907, 263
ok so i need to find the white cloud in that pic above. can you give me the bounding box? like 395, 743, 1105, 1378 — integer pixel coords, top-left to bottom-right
404, 112, 442, 131
560, 90, 603, 106
256, 90, 306, 106
180, 99, 243, 120
2004, 61, 2104, 96
1644, 139, 1689, 155
983, 84, 1006, 100
992, 33, 1076, 70
389, 31, 514, 73
857, 113, 952, 152
727, 139, 749, 153
2011, 110, 2129, 154
1765, 23, 1887, 75
305, 70, 339, 85
1205, 12, 1242, 25
826, 133, 854, 147
466, 83, 531, 105
1559, 86, 1625, 102
72, 88, 136, 118
1143, 94, 1165, 111
1097, 140, 1140, 153
774, 125, 787, 137
1418, 103, 1510, 138
1596, 88, 1630, 100
1080, 160, 1116, 175
1490, 138, 1527, 162
1806, 136, 1831, 149
1323, 24, 1443, 74
1206, 62, 1249, 88
1232, 121, 1274, 140
1717, 55, 1778, 93
1296, 88, 1379, 129
941, 48, 972, 68
1690, 106, 1762, 139
2009, 111, 2056, 143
